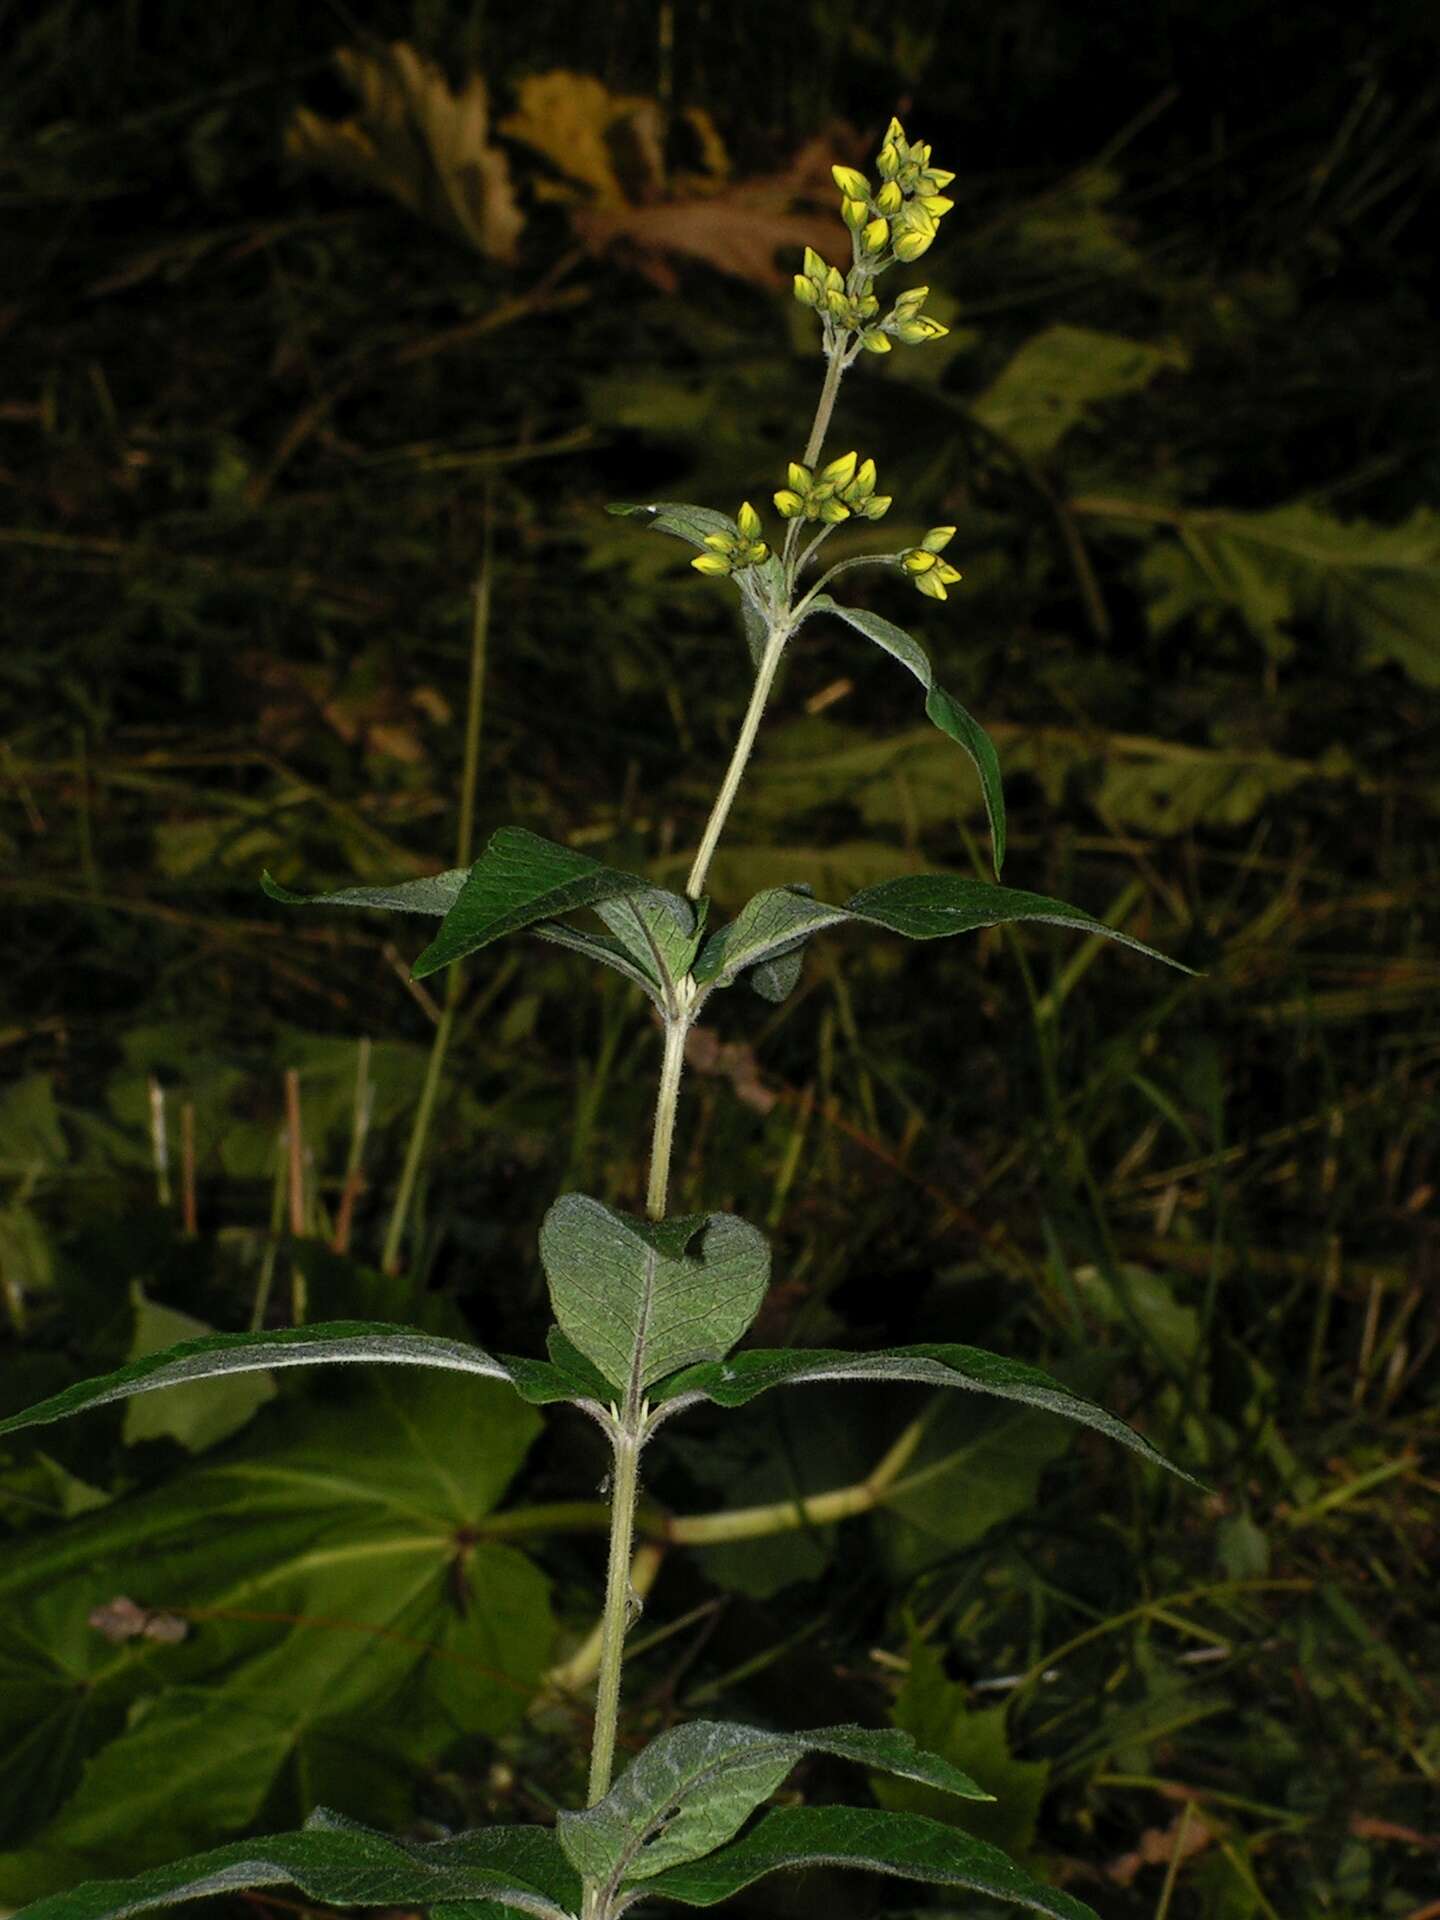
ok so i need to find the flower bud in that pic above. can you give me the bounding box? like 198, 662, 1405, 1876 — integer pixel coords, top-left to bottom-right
820, 450, 859, 488
841, 195, 869, 232
737, 501, 763, 540
891, 227, 934, 263
692, 553, 732, 576
793, 273, 819, 307
773, 489, 806, 519
859, 330, 892, 353
802, 247, 828, 282
846, 458, 877, 501
874, 180, 903, 216
860, 217, 889, 255
876, 142, 900, 181
831, 164, 870, 201
893, 317, 947, 344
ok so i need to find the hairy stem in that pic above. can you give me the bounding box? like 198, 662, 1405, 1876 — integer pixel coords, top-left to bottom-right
583, 338, 855, 1835
646, 1011, 689, 1219
684, 619, 788, 902
587, 1424, 642, 1805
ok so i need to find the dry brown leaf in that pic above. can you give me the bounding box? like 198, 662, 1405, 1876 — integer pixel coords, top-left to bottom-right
286, 42, 522, 262
89, 1595, 189, 1645
1105, 1806, 1213, 1887
685, 1027, 776, 1115
564, 126, 854, 291
572, 191, 836, 292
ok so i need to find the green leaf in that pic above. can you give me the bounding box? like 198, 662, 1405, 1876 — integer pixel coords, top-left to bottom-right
746, 945, 805, 1002
809, 596, 1006, 875
693, 871, 1191, 994
878, 1402, 1073, 1578
0, 1322, 526, 1439
539, 1196, 769, 1399
529, 923, 665, 1004
1134, 499, 1440, 684
0, 1376, 552, 1893
119, 1288, 276, 1454
559, 1719, 988, 1891
594, 890, 705, 993
605, 502, 776, 667
876, 1630, 1049, 1858
260, 870, 466, 915
639, 1804, 1099, 1919
654, 1344, 1196, 1482
412, 828, 656, 980
844, 872, 1190, 967
8, 1812, 579, 1920
606, 500, 738, 549
971, 323, 1186, 461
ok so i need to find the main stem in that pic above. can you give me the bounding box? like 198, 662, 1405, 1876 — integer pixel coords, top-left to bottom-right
646, 1010, 688, 1221
586, 1422, 641, 1806
683, 618, 788, 903
582, 342, 849, 1828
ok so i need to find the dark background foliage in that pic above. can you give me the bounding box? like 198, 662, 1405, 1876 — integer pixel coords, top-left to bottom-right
1, 4, 1437, 1917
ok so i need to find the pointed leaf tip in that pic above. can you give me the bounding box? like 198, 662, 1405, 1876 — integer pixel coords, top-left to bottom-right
809, 596, 1007, 876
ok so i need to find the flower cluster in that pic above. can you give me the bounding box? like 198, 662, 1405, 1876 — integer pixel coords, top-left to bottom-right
793, 117, 953, 353
900, 526, 962, 601
691, 502, 770, 577
773, 452, 892, 525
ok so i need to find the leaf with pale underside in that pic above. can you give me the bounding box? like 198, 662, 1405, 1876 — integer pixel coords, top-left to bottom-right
605, 500, 738, 550
8, 1808, 579, 1920
0, 1318, 641, 1439
694, 870, 1192, 993
653, 1343, 1197, 1483
595, 890, 706, 994
558, 1719, 988, 1890
606, 502, 773, 665
539, 1195, 768, 1398
412, 827, 658, 979
810, 595, 1007, 876
637, 1803, 1100, 1919
261, 870, 467, 916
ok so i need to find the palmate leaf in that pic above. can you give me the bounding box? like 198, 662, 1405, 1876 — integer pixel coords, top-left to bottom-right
558, 1720, 988, 1890
0, 1322, 604, 1439
539, 1196, 768, 1399
654, 1343, 1197, 1482
10, 1809, 579, 1920
693, 869, 1191, 995
411, 828, 682, 982
637, 1803, 1099, 1920
809, 595, 1006, 876
0, 1376, 552, 1898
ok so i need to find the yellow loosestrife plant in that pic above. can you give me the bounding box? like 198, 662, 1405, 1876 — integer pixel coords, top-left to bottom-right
0, 116, 1197, 1920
